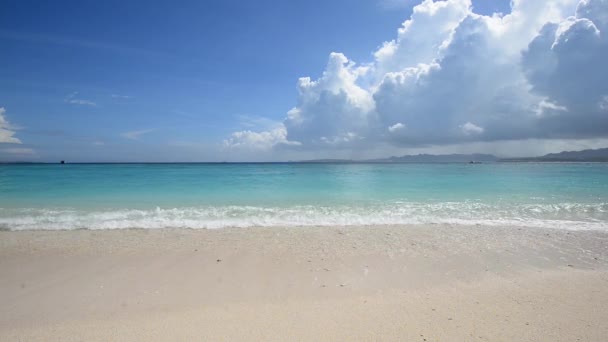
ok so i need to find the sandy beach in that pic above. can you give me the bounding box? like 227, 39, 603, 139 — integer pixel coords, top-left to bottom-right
1, 225, 607, 341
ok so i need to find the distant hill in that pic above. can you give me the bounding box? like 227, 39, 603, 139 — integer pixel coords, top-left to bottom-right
298, 154, 498, 163
298, 148, 608, 164
295, 159, 354, 163
367, 153, 498, 163
501, 147, 608, 162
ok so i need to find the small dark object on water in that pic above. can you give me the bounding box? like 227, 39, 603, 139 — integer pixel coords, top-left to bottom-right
60, 160, 65, 164
216, 259, 222, 263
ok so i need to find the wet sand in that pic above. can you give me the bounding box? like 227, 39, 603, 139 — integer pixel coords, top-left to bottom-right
1, 225, 607, 341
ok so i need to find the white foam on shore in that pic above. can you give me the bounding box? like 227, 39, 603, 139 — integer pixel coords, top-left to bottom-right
1, 202, 607, 231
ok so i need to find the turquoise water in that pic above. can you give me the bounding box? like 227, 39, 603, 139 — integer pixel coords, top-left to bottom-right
1, 163, 607, 230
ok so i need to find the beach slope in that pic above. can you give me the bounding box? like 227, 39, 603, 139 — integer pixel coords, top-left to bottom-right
1, 225, 607, 341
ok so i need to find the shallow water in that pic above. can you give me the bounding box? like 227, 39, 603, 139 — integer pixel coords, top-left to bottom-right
1, 163, 607, 230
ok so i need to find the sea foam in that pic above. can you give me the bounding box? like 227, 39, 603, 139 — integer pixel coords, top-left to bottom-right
1, 202, 607, 231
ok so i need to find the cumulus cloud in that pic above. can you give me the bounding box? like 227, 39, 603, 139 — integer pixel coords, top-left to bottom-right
534, 98, 568, 117
283, 52, 375, 147
0, 107, 22, 144
388, 122, 406, 133
522, 0, 608, 138
223, 124, 301, 151
460, 122, 484, 135
226, 0, 608, 152
320, 132, 363, 146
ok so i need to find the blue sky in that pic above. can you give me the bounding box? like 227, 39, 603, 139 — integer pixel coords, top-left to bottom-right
1, 0, 607, 161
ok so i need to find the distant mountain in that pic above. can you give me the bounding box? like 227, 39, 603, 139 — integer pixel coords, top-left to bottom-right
298, 148, 608, 164
297, 153, 498, 163
501, 147, 608, 162
367, 153, 498, 163
295, 159, 354, 163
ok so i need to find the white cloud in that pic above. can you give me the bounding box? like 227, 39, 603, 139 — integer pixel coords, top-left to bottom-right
121, 129, 155, 140
223, 124, 300, 151
521, 0, 608, 138
283, 52, 375, 147
65, 92, 96, 106
320, 132, 363, 146
534, 98, 568, 117
372, 0, 471, 82
225, 0, 608, 154
0, 107, 22, 144
459, 122, 484, 135
388, 122, 406, 133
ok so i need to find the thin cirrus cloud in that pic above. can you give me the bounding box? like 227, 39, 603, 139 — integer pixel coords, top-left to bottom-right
111, 94, 132, 99
379, 0, 419, 9
65, 92, 96, 106
0, 29, 166, 59
0, 147, 35, 155
225, 0, 608, 151
121, 129, 156, 141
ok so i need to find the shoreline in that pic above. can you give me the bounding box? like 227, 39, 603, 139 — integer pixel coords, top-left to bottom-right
2, 224, 607, 340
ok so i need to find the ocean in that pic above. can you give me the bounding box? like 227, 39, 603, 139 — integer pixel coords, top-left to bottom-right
1, 162, 607, 230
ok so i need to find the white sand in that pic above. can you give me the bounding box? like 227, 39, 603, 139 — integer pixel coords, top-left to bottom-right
1, 225, 607, 341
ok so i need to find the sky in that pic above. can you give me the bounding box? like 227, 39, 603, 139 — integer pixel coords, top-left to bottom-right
1, 0, 607, 162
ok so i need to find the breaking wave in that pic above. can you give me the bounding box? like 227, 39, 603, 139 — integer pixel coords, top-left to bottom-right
1, 202, 607, 231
